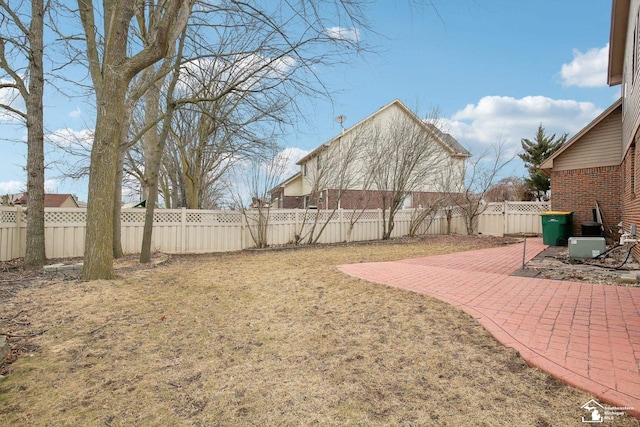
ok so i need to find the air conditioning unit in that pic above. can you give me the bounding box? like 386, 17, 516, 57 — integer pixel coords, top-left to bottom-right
568, 237, 606, 259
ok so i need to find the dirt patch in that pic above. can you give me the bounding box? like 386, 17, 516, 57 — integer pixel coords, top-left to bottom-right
0, 235, 637, 425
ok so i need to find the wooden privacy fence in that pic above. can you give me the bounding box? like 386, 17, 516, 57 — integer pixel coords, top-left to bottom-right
0, 201, 549, 261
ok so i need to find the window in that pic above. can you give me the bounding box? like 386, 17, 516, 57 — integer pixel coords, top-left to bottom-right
303, 163, 308, 176
317, 154, 322, 170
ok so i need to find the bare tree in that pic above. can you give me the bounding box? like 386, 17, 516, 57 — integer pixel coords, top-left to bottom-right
407, 201, 443, 237
0, 0, 47, 268
485, 176, 533, 202
236, 146, 290, 248
446, 142, 513, 235
76, 0, 193, 280
363, 106, 463, 240
137, 33, 188, 264
153, 2, 366, 210
64, 1, 400, 278
294, 126, 373, 244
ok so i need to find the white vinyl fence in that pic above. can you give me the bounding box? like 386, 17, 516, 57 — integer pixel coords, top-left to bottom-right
0, 201, 549, 261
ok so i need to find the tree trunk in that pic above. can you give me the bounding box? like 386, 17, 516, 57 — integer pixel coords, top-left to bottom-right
82, 77, 128, 280
185, 176, 200, 209
140, 78, 162, 263
78, 0, 192, 280
141, 32, 185, 262
112, 140, 128, 259
140, 181, 160, 263
24, 0, 46, 269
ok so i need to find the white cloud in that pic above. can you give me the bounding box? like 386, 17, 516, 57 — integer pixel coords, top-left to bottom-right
69, 107, 82, 119
180, 53, 297, 96
46, 128, 94, 150
44, 179, 58, 193
0, 78, 25, 122
0, 180, 65, 195
277, 147, 308, 178
560, 44, 609, 87
0, 180, 25, 194
325, 26, 360, 43
235, 53, 297, 81
444, 95, 603, 158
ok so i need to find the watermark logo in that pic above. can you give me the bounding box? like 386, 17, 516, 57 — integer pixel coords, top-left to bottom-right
580, 399, 634, 423
581, 400, 604, 423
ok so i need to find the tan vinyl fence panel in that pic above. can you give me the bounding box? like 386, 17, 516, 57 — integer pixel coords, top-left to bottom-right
477, 202, 550, 236
0, 202, 550, 261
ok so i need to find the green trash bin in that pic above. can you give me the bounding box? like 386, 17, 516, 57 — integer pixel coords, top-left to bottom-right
540, 211, 574, 246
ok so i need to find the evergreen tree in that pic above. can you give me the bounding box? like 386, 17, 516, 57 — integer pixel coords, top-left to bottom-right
519, 124, 567, 201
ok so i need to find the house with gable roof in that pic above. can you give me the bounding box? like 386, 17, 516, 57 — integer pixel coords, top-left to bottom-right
270, 99, 471, 210
2, 193, 80, 208
543, 0, 640, 248
540, 99, 622, 237
543, 0, 640, 247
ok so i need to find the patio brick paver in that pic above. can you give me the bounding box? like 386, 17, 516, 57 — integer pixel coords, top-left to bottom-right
337, 238, 640, 418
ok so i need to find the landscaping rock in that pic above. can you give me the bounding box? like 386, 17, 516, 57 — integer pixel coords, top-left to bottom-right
516, 244, 640, 286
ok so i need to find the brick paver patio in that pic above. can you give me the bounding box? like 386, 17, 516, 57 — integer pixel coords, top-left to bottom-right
338, 238, 640, 418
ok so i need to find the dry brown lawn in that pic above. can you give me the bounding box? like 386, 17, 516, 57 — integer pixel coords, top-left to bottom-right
1, 235, 638, 426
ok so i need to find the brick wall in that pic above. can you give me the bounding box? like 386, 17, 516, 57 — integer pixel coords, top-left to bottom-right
622, 143, 640, 253
550, 165, 621, 238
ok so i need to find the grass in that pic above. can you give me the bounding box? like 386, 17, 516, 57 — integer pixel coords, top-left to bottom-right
0, 235, 638, 426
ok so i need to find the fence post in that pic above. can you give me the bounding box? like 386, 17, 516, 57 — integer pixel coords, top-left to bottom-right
14, 205, 24, 259
503, 201, 508, 236
181, 207, 187, 253
339, 209, 344, 242
240, 210, 246, 250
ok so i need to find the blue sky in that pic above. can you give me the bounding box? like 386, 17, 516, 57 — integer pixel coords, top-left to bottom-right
0, 0, 621, 201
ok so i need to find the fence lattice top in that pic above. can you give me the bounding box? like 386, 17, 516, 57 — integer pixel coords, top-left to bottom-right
0, 202, 550, 225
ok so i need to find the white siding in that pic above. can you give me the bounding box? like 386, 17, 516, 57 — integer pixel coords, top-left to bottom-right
297, 102, 465, 195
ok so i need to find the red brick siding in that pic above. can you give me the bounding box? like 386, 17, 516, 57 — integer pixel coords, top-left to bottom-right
281, 195, 305, 209
550, 165, 621, 238
622, 143, 640, 258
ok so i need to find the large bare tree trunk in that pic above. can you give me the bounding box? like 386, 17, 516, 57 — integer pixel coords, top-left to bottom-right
140, 34, 185, 263
139, 79, 162, 263
112, 140, 127, 259
78, 0, 192, 280
113, 100, 137, 259
24, 0, 46, 269
83, 77, 128, 279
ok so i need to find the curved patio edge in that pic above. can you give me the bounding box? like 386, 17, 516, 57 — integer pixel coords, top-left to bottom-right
337, 238, 640, 419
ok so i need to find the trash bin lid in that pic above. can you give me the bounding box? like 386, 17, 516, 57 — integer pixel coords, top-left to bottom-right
540, 211, 573, 215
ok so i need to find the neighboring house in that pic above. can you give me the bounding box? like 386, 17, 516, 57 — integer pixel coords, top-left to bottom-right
2, 193, 80, 208
270, 172, 305, 209
605, 0, 640, 248
540, 99, 622, 237
270, 99, 471, 210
